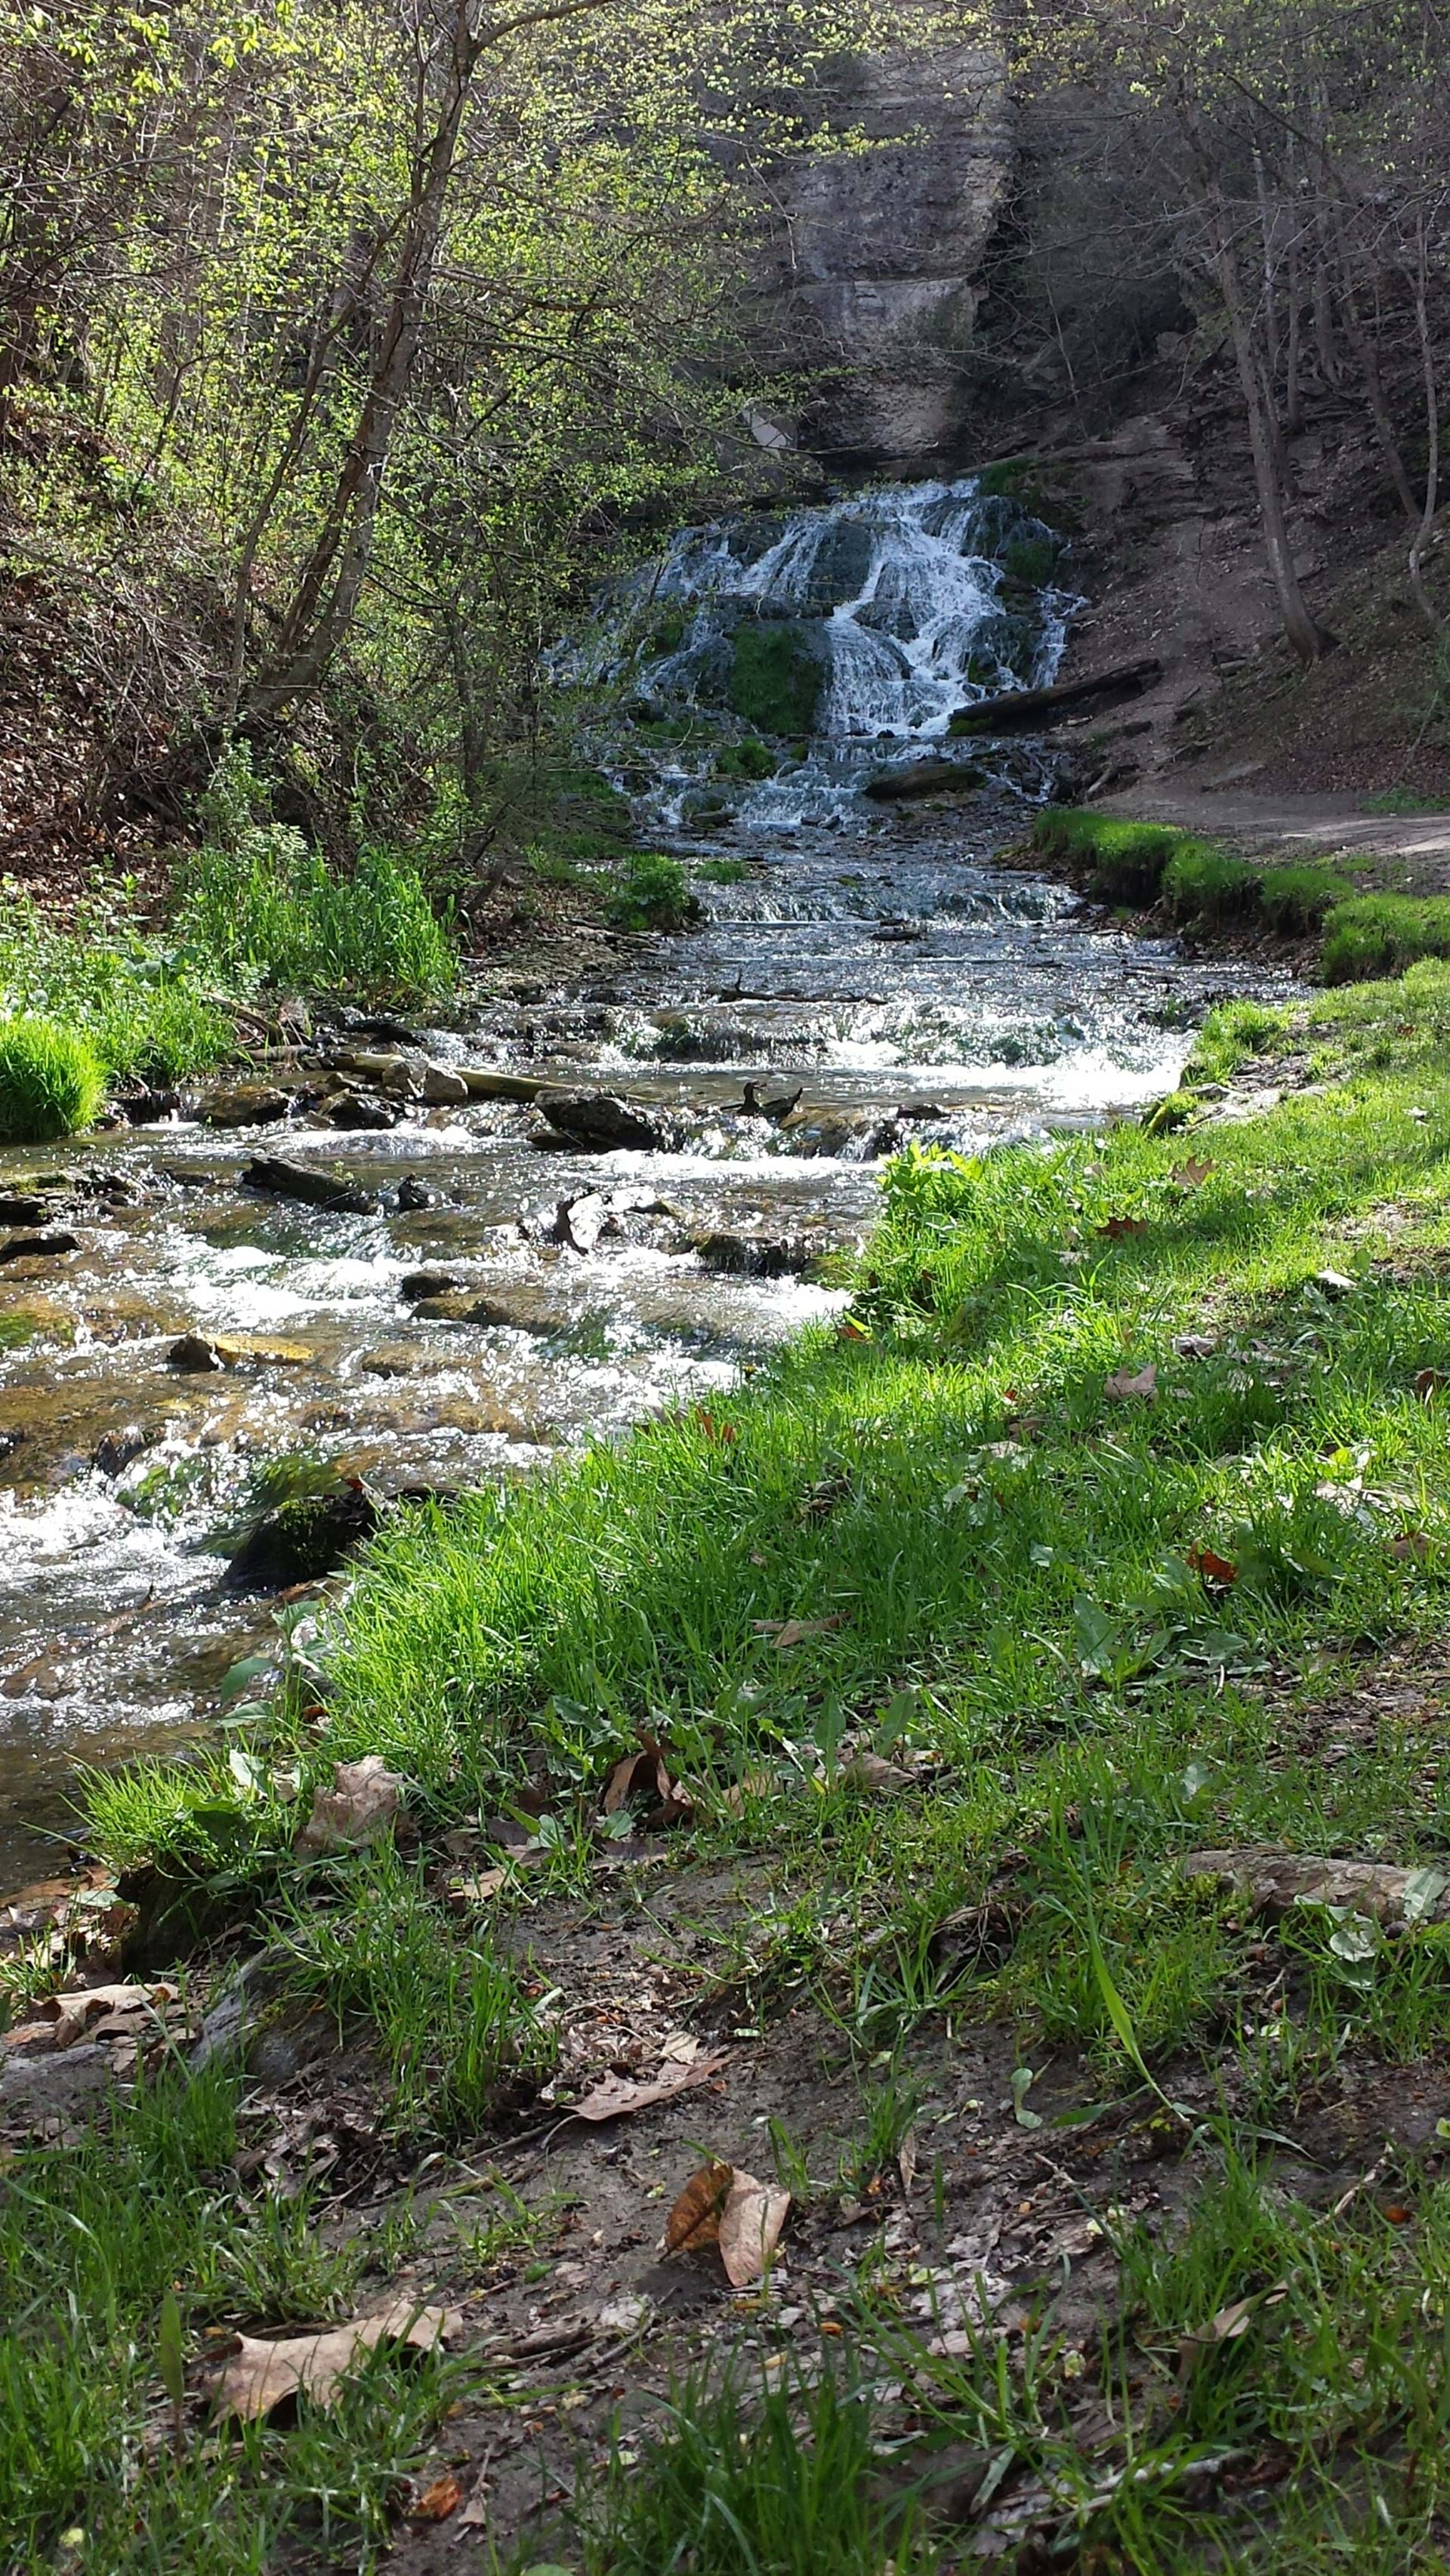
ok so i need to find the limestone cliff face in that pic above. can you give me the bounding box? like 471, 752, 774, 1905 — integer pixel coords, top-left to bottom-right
761, 35, 1013, 468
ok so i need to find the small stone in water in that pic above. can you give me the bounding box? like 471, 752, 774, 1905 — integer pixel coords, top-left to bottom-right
400, 1268, 462, 1300
395, 1175, 434, 1211
168, 1333, 224, 1373
327, 1091, 399, 1131
0, 1230, 80, 1264
94, 1424, 151, 1476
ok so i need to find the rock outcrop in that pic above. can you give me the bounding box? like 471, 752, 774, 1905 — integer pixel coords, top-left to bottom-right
760, 24, 1013, 466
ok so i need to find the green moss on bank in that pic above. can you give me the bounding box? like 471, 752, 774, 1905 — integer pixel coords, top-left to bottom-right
726, 621, 822, 736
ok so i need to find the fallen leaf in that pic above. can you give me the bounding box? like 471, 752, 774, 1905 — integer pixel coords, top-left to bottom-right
897, 2129, 918, 2196
295, 1756, 405, 1857
1180, 2276, 1288, 2362
1097, 1215, 1147, 1239
48, 1981, 177, 2049
1174, 1332, 1217, 1359
665, 2161, 791, 2285
718, 2170, 791, 2285
659, 2029, 702, 2064
1390, 1530, 1430, 1562
411, 2471, 464, 2521
602, 1749, 656, 1814
1384, 2204, 1412, 2226
841, 1749, 914, 1793
1315, 1267, 1356, 1297
213, 2294, 454, 2419
693, 1408, 737, 1444
665, 2159, 733, 2254
447, 1867, 508, 1906
1188, 1545, 1238, 1587
1416, 1368, 1446, 1402
1171, 1158, 1215, 1189
569, 2052, 730, 2124
754, 1615, 844, 1652
1103, 1363, 1157, 1402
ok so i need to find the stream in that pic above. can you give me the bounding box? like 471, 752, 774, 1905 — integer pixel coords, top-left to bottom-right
0, 480, 1288, 1897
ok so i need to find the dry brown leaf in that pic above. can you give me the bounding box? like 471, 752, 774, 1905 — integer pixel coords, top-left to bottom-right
754, 1615, 844, 1652
841, 1750, 914, 1794
48, 1981, 177, 2049
1187, 1545, 1238, 1587
295, 1756, 405, 1857
665, 2161, 791, 2285
1103, 1362, 1158, 1402
665, 2160, 733, 2254
410, 2471, 464, 2522
213, 2294, 455, 2419
1097, 1214, 1147, 1239
1171, 1158, 1215, 1190
602, 1749, 656, 1814
447, 1867, 508, 1906
1416, 1368, 1446, 1402
659, 2030, 702, 2064
718, 2170, 792, 2285
1390, 1530, 1430, 1562
897, 2129, 918, 2197
569, 2052, 730, 2124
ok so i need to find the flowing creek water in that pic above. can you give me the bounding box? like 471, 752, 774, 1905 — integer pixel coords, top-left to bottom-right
0, 481, 1289, 1896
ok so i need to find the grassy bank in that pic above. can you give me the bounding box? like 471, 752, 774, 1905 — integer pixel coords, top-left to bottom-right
12, 963, 1450, 2565
1027, 807, 1450, 979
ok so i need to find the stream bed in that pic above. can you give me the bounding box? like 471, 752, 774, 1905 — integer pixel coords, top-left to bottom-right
0, 480, 1291, 1896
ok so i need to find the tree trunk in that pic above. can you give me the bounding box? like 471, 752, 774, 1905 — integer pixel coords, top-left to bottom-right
1205, 179, 1336, 664
246, 2, 484, 724
1406, 221, 1445, 634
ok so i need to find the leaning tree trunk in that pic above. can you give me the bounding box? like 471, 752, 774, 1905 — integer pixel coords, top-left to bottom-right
1406, 218, 1445, 635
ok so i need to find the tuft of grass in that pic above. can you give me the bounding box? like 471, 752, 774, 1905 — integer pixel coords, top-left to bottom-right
714, 738, 779, 782
0, 2056, 456, 2568
0, 1013, 106, 1140
1029, 809, 1181, 902
1363, 787, 1450, 815
180, 745, 455, 1001
1322, 893, 1450, 984
583, 2361, 939, 2576
605, 850, 703, 933
1161, 842, 1260, 925
1259, 862, 1349, 934
274, 1844, 557, 2138
696, 856, 751, 884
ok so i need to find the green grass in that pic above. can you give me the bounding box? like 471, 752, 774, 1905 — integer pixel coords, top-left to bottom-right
726, 622, 822, 737
0, 885, 233, 1088
1364, 787, 1450, 814
582, 2362, 939, 2576
605, 850, 703, 933
713, 738, 779, 782
0, 2056, 457, 2570
87, 961, 1450, 2094
0, 1013, 106, 1140
1322, 893, 1450, 984
1258, 861, 1349, 933
1161, 842, 1260, 924
179, 743, 455, 1001
1029, 808, 1182, 901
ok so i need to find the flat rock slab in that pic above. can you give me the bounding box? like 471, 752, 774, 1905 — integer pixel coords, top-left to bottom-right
0, 1230, 80, 1263
1183, 1846, 1450, 1924
538, 1091, 685, 1152
241, 1155, 378, 1214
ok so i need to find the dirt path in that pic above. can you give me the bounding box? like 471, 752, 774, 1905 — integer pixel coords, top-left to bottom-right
1102, 782, 1450, 887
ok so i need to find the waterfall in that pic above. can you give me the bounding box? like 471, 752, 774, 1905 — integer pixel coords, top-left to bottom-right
594, 477, 1079, 828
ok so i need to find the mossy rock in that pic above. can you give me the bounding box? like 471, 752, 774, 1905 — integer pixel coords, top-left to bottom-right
726, 622, 824, 737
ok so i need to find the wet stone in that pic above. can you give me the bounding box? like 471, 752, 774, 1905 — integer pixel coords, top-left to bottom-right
693, 1230, 818, 1278
422, 1063, 469, 1106
94, 1424, 153, 1476
326, 1091, 399, 1131
359, 1346, 421, 1378
196, 1082, 294, 1130
168, 1333, 225, 1374
241, 1154, 377, 1214
0, 1195, 57, 1226
400, 1268, 467, 1302
538, 1091, 679, 1152
224, 1486, 381, 1591
0, 1231, 80, 1264
394, 1175, 435, 1211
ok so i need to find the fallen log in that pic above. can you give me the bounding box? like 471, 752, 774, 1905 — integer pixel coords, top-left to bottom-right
947, 656, 1162, 737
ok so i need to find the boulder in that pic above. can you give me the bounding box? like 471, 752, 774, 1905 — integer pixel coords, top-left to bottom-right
224, 1484, 381, 1591
196, 1083, 294, 1129
537, 1091, 674, 1152
693, 1230, 818, 1277
0, 1230, 80, 1263
241, 1155, 377, 1214
422, 1062, 470, 1106
326, 1091, 399, 1131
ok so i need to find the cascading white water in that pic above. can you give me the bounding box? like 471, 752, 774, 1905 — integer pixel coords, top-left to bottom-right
591, 477, 1079, 828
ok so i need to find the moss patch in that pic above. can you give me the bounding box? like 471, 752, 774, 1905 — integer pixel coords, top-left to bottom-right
726, 622, 822, 738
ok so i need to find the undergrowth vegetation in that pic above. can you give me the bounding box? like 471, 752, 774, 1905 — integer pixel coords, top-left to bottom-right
24, 958, 1450, 2569
0, 1013, 106, 1142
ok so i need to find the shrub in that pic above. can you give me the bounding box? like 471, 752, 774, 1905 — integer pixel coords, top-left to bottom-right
1258, 863, 1347, 934
0, 886, 232, 1084
0, 1015, 106, 1140
180, 749, 455, 999
1029, 810, 1180, 902
1161, 844, 1260, 924
727, 622, 822, 736
605, 851, 702, 933
1322, 893, 1450, 984
714, 739, 779, 781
